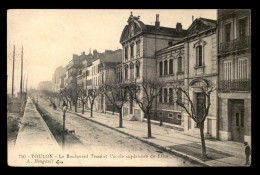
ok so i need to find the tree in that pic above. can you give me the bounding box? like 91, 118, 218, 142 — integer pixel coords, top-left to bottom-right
172, 81, 215, 158
78, 85, 88, 114
72, 86, 80, 113
60, 87, 73, 110
127, 78, 165, 138
87, 85, 100, 118
100, 80, 128, 128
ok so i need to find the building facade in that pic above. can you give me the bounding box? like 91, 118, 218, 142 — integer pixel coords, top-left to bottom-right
217, 9, 251, 143
183, 18, 218, 139
119, 12, 186, 121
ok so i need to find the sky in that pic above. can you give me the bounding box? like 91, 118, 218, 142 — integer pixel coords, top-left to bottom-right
7, 9, 217, 94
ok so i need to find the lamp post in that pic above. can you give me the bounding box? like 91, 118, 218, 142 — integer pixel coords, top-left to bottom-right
62, 101, 67, 149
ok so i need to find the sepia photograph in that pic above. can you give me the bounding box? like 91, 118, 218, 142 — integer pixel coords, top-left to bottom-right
7, 9, 251, 167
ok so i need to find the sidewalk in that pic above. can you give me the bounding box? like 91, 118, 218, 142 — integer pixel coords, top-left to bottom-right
67, 108, 249, 167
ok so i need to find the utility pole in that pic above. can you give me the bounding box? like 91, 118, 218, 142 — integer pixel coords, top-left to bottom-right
20, 46, 23, 99
12, 45, 15, 98
26, 74, 28, 93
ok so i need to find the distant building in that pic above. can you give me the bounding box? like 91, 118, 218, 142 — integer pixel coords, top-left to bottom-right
217, 9, 251, 143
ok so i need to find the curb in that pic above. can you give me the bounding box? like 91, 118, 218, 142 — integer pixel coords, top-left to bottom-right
68, 111, 210, 167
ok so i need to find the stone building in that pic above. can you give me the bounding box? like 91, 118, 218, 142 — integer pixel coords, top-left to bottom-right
155, 40, 185, 130
85, 49, 122, 112
217, 9, 251, 143
182, 18, 218, 139
154, 18, 218, 139
119, 12, 186, 121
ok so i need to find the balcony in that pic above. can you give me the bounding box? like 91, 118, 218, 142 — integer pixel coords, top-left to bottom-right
219, 36, 250, 54
219, 79, 250, 92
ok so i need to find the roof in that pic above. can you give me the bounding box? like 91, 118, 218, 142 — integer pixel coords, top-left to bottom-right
185, 17, 217, 37
156, 40, 185, 55
120, 15, 186, 43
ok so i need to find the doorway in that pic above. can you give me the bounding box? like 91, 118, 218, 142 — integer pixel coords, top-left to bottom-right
230, 99, 244, 143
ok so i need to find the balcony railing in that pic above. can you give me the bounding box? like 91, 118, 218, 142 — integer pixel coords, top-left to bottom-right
219, 36, 250, 54
219, 79, 250, 92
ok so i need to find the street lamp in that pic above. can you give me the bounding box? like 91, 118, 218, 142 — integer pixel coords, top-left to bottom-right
62, 101, 67, 149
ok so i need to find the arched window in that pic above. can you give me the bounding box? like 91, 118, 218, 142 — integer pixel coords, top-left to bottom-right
177, 88, 182, 104
169, 59, 173, 75
178, 57, 182, 73
159, 61, 163, 76
124, 65, 128, 80
135, 61, 140, 78
164, 60, 168, 75
196, 45, 203, 66
164, 88, 168, 103
169, 88, 173, 104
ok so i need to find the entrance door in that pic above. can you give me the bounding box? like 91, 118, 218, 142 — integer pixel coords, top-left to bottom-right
231, 100, 244, 143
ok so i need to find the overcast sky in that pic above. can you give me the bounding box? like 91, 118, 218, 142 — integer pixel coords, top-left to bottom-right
7, 9, 216, 94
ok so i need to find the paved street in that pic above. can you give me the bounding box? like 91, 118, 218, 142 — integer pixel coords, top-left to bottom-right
36, 97, 201, 166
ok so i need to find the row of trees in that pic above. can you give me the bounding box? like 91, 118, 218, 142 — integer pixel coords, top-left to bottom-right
43, 78, 215, 158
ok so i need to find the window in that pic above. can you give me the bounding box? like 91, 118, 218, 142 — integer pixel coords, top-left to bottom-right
239, 18, 247, 39
125, 66, 128, 79
101, 73, 104, 83
178, 57, 183, 73
159, 88, 162, 103
159, 61, 163, 76
223, 60, 232, 80
168, 113, 173, 118
136, 41, 140, 57
177, 88, 182, 104
136, 64, 140, 78
168, 41, 173, 46
225, 23, 231, 42
164, 60, 168, 75
125, 46, 128, 60
169, 59, 173, 74
196, 46, 203, 67
169, 88, 173, 104
177, 115, 182, 119
164, 88, 168, 103
237, 58, 248, 80
130, 63, 134, 80
130, 44, 134, 58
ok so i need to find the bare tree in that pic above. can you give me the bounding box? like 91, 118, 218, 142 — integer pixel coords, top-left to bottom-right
87, 85, 100, 118
127, 78, 165, 138
171, 82, 216, 158
100, 81, 128, 128
78, 85, 88, 114
60, 87, 73, 110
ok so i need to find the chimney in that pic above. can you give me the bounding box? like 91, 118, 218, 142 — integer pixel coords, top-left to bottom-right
155, 14, 160, 30
192, 15, 194, 23
176, 22, 182, 33
93, 49, 98, 56
82, 51, 85, 55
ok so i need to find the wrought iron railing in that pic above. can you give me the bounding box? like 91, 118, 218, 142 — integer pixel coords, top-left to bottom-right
219, 79, 250, 92
219, 36, 250, 54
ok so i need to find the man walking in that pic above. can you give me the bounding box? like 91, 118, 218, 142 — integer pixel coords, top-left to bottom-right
244, 142, 251, 165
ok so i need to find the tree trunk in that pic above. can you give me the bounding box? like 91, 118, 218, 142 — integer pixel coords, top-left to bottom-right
75, 102, 77, 112
146, 113, 152, 138
199, 122, 207, 158
69, 101, 72, 110
119, 110, 123, 128
82, 102, 84, 114
90, 103, 93, 117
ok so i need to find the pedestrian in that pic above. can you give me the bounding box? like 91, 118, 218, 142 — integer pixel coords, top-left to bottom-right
244, 142, 251, 165
62, 100, 67, 112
